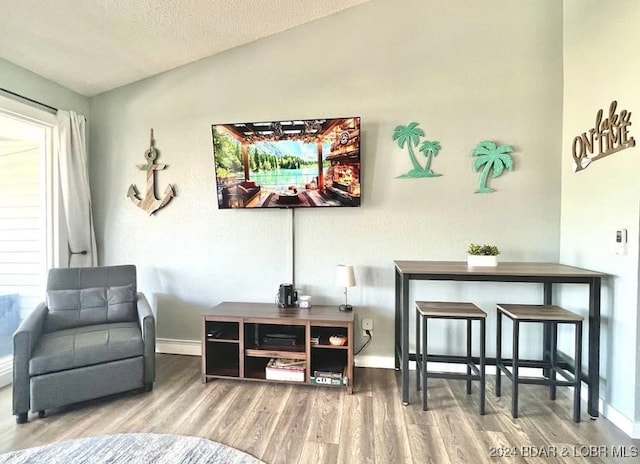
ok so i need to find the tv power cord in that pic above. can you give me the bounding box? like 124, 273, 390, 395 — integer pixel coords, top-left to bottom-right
354, 329, 372, 355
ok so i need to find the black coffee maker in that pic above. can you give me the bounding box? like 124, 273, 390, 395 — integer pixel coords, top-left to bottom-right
278, 284, 298, 308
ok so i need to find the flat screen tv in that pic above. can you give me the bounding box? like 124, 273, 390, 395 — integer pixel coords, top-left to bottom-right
212, 117, 361, 209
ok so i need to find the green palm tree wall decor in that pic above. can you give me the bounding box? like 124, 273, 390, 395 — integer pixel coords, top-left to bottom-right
393, 122, 442, 178
419, 140, 442, 175
471, 140, 515, 193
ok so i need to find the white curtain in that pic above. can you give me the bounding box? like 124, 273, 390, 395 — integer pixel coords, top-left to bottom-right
57, 110, 97, 267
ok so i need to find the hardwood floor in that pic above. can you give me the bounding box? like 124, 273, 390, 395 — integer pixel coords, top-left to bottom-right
0, 354, 637, 463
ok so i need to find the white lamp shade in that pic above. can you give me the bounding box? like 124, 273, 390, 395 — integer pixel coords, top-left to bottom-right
336, 265, 356, 287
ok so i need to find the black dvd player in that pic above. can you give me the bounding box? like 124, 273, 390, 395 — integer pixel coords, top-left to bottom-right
262, 333, 298, 346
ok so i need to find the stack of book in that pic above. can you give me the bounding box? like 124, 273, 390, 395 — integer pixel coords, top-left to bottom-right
311, 369, 348, 387
265, 358, 305, 382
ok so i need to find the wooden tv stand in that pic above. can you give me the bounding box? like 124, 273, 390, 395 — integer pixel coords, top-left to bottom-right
201, 302, 354, 393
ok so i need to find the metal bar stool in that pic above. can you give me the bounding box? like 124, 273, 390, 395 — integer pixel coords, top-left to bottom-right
495, 303, 583, 423
415, 301, 486, 414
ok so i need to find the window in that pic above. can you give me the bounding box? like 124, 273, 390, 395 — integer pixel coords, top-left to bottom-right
0, 95, 58, 386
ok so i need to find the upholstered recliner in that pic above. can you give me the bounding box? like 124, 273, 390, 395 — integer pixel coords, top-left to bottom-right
12, 265, 155, 423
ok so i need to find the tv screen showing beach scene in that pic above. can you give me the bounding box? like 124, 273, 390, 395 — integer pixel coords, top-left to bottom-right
212, 117, 361, 209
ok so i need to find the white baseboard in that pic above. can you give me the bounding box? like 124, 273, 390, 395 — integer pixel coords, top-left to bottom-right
156, 340, 639, 438
156, 338, 201, 356
602, 402, 640, 439
354, 355, 395, 368
0, 358, 11, 388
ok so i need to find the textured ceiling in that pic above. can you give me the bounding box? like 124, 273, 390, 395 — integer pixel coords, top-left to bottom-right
0, 0, 369, 97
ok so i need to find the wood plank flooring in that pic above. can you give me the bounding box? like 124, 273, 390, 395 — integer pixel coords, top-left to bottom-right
0, 354, 637, 463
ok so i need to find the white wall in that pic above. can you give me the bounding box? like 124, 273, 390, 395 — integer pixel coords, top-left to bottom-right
561, 0, 640, 432
89, 0, 563, 362
0, 58, 89, 116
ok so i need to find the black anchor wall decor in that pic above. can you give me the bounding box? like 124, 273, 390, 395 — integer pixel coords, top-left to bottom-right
127, 129, 175, 215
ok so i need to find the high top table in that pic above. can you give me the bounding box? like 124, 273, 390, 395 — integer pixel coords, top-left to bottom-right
394, 260, 605, 418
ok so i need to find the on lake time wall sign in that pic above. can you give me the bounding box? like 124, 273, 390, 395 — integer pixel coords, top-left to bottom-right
572, 100, 636, 172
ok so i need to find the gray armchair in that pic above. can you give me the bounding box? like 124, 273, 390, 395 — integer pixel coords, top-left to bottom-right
12, 265, 155, 423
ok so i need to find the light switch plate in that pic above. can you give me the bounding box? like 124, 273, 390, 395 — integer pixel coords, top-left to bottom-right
615, 229, 628, 255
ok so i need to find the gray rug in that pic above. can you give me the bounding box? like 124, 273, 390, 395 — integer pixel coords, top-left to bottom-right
0, 433, 265, 463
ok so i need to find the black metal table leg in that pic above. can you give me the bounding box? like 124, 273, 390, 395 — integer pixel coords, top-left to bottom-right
395, 268, 401, 370
416, 305, 421, 391
542, 281, 552, 377
401, 275, 410, 405
512, 320, 520, 418
496, 309, 502, 396
466, 319, 472, 394
549, 322, 557, 400
422, 315, 428, 411
480, 317, 486, 415
575, 320, 583, 423
588, 278, 601, 418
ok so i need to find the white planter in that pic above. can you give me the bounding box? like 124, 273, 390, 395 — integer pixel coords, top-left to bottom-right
467, 254, 498, 267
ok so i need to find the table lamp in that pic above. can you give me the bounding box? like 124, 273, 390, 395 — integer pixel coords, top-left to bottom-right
335, 264, 356, 312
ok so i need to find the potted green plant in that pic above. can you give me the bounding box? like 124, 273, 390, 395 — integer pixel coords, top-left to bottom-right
467, 243, 500, 267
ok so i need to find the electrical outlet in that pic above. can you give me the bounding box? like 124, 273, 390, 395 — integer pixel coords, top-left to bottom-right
362, 318, 373, 337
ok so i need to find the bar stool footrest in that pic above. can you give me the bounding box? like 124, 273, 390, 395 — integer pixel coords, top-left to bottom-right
426, 371, 482, 382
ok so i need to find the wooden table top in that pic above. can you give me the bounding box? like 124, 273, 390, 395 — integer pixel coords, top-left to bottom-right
203, 301, 354, 323
394, 261, 606, 278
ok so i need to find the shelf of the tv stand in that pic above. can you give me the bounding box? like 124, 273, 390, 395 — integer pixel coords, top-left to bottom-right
245, 348, 306, 359
312, 344, 349, 350
207, 338, 239, 344
242, 368, 306, 384
202, 302, 354, 394
204, 368, 239, 379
